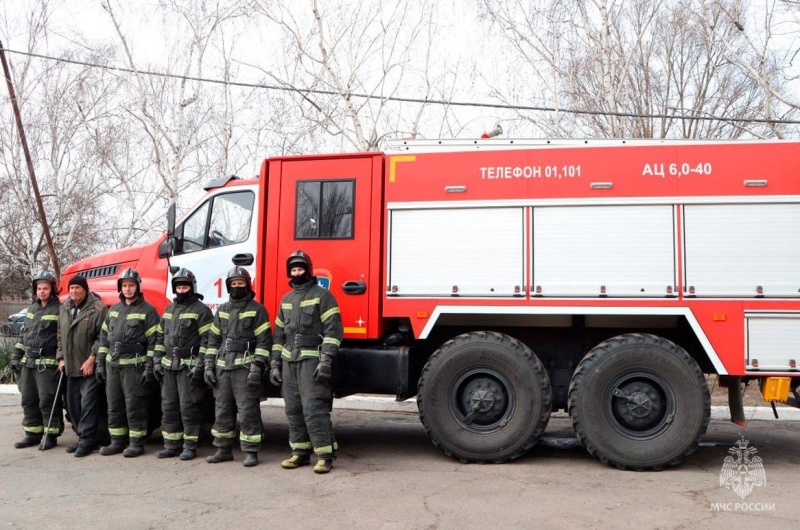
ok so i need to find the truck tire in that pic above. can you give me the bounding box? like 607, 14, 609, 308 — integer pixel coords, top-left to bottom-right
568, 333, 710, 471
417, 331, 552, 463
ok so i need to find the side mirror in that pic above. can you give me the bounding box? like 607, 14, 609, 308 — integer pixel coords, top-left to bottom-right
157, 238, 173, 259
166, 202, 176, 237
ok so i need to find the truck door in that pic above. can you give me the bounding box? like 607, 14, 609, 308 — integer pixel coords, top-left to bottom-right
168, 185, 259, 310
275, 155, 376, 339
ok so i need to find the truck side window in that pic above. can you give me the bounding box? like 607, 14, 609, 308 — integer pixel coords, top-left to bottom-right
176, 191, 255, 254
295, 180, 354, 239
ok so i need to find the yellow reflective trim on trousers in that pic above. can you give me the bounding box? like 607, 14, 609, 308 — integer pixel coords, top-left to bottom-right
314, 443, 337, 455
109, 427, 128, 436
240, 432, 262, 443
300, 298, 320, 307
183, 434, 199, 442
129, 429, 147, 438
281, 303, 293, 310
300, 349, 321, 359
46, 426, 60, 434
254, 322, 270, 336
218, 311, 230, 320
23, 425, 44, 433
322, 337, 341, 346
321, 307, 341, 322
198, 323, 212, 334
239, 311, 257, 319
41, 315, 59, 321
290, 441, 313, 450
162, 431, 184, 441
211, 429, 236, 439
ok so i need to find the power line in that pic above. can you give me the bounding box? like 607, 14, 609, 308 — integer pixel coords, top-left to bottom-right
5, 47, 800, 125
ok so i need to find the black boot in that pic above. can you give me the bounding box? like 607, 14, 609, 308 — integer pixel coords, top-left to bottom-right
100, 438, 127, 456
206, 447, 233, 463
40, 435, 58, 451
243, 452, 259, 467
14, 434, 42, 449
156, 447, 182, 459
123, 438, 145, 458
179, 448, 197, 461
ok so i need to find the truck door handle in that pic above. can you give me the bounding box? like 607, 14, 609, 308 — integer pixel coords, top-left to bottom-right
232, 253, 254, 266
341, 281, 367, 295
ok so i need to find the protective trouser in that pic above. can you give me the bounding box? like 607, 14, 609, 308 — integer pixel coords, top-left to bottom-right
106, 364, 149, 444
65, 375, 109, 447
161, 368, 205, 449
18, 365, 63, 437
211, 369, 262, 452
282, 358, 336, 458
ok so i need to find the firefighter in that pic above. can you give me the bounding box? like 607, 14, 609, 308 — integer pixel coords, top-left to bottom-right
96, 268, 160, 457
270, 250, 343, 474
204, 266, 272, 467
9, 272, 63, 450
153, 268, 213, 460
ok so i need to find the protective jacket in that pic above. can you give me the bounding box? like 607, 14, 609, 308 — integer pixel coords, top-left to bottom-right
272, 281, 343, 363
57, 291, 107, 377
205, 292, 272, 370
155, 295, 213, 371
12, 297, 61, 368
98, 295, 160, 367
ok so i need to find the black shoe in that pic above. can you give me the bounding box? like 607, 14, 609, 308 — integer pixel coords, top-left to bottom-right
206, 449, 233, 464
100, 440, 126, 456
14, 434, 42, 449
66, 443, 80, 454
123, 444, 145, 458
156, 447, 181, 459
74, 444, 95, 458
179, 448, 196, 461
243, 452, 259, 467
40, 436, 57, 451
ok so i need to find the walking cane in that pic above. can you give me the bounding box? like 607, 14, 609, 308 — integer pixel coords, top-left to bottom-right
40, 369, 65, 451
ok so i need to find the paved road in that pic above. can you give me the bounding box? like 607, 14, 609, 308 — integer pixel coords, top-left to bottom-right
2, 393, 799, 529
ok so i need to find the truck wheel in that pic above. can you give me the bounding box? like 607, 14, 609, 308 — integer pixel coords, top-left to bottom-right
568, 333, 710, 471
417, 331, 552, 463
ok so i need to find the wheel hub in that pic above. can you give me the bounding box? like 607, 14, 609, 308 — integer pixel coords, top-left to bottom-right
611, 381, 664, 431
460, 377, 508, 426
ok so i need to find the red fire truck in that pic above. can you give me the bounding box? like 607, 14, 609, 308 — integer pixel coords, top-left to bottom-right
60, 138, 800, 470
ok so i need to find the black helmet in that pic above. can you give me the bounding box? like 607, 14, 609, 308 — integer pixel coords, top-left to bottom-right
117, 268, 142, 293
32, 271, 58, 295
286, 250, 313, 278
225, 266, 251, 293
171, 268, 197, 294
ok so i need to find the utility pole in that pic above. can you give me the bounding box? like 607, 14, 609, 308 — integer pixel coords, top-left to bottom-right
0, 40, 60, 278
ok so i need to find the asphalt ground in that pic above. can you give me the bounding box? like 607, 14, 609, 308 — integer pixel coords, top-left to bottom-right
2, 390, 800, 529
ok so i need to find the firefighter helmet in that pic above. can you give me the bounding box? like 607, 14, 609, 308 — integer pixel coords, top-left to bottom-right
286, 250, 313, 278
171, 268, 197, 294
32, 271, 58, 295
117, 268, 142, 293
225, 266, 251, 293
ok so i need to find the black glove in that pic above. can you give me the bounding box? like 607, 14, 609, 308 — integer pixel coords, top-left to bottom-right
9, 357, 21, 375
140, 362, 155, 386
269, 361, 282, 387
312, 354, 333, 383
247, 362, 263, 392
95, 360, 107, 384
204, 358, 217, 388
190, 364, 204, 387
153, 361, 165, 384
